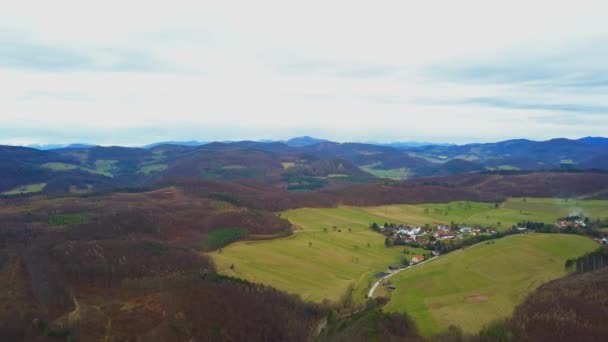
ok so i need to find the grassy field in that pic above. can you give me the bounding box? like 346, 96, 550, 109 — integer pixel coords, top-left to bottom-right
49, 213, 90, 226
42, 162, 113, 177
139, 164, 168, 175
358, 198, 608, 230
382, 234, 598, 336
1, 183, 47, 196
211, 207, 414, 303
360, 164, 410, 180
281, 162, 295, 169
211, 198, 608, 308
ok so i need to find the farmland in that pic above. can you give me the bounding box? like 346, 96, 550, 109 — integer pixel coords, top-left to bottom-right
42, 162, 113, 177
360, 164, 410, 180
382, 234, 598, 336
211, 198, 608, 307
1, 183, 47, 196
211, 207, 412, 303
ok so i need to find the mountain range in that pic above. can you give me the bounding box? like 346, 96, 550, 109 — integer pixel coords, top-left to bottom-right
2, 136, 607, 196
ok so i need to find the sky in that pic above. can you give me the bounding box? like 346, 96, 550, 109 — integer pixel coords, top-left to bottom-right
1, 0, 608, 146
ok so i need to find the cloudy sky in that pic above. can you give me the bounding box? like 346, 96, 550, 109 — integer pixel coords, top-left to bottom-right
1, 0, 607, 146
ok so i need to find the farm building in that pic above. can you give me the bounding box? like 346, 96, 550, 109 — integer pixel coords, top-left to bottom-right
411, 255, 425, 264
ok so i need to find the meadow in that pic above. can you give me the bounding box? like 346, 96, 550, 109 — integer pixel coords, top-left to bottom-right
360, 164, 410, 180
1, 183, 47, 196
211, 198, 608, 307
382, 233, 598, 336
211, 207, 424, 303
42, 162, 113, 177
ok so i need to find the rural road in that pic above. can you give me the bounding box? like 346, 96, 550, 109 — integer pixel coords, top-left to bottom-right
367, 256, 438, 298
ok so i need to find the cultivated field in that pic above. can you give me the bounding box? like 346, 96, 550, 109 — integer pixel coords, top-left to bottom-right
211, 198, 608, 306
382, 234, 598, 335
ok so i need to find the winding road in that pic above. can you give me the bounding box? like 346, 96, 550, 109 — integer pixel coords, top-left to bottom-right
367, 256, 438, 298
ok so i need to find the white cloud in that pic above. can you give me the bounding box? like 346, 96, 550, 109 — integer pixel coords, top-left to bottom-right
0, 0, 607, 145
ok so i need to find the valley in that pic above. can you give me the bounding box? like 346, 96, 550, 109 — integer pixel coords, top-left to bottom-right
212, 198, 607, 335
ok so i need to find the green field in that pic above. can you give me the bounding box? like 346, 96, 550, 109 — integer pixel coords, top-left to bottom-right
139, 164, 168, 175
49, 213, 90, 226
1, 183, 47, 196
211, 198, 608, 311
94, 159, 118, 174
360, 164, 410, 180
212, 207, 413, 303
42, 162, 113, 177
281, 162, 295, 169
358, 198, 608, 230
383, 234, 598, 336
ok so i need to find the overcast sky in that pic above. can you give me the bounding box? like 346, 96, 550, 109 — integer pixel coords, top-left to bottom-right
1, 1, 608, 146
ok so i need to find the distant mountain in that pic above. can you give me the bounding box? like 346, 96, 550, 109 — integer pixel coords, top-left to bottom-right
285, 136, 329, 147
375, 141, 454, 148
143, 141, 208, 149
3, 136, 608, 195
28, 143, 94, 150
578, 137, 608, 146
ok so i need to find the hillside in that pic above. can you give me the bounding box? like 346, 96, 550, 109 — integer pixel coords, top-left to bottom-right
506, 265, 608, 341
382, 234, 598, 335
211, 200, 607, 307
0, 187, 326, 340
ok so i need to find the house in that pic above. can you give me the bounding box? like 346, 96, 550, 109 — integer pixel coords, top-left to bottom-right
516, 227, 527, 232
397, 226, 422, 237
489, 229, 498, 234
388, 285, 397, 291
438, 231, 457, 240
411, 255, 425, 264
459, 227, 472, 233
436, 224, 448, 231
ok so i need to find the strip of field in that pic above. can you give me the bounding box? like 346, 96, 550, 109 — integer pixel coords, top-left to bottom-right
382, 233, 598, 336
42, 162, 113, 177
359, 198, 608, 230
1, 183, 47, 196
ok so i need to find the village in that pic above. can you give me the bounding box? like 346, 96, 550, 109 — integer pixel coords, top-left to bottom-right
367, 214, 608, 296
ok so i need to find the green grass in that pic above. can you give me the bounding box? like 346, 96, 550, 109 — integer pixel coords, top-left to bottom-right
211, 207, 409, 303
207, 228, 249, 250
487, 165, 520, 171
383, 234, 598, 336
94, 159, 118, 174
49, 213, 90, 226
2, 183, 47, 196
220, 165, 246, 170
327, 173, 349, 178
281, 162, 295, 169
201, 167, 260, 180
42, 162, 113, 177
139, 164, 168, 175
359, 198, 608, 230
360, 164, 409, 180
210, 198, 608, 307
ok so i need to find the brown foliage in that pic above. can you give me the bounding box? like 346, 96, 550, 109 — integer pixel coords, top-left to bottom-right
509, 268, 608, 342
